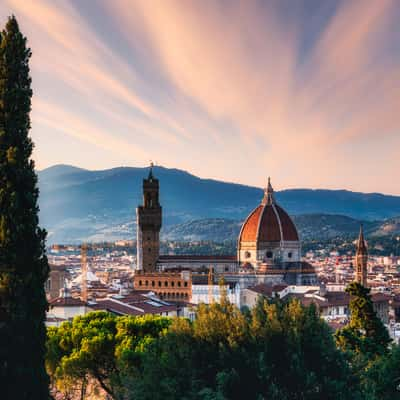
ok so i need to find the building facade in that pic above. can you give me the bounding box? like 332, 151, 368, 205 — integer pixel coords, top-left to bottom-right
133, 271, 191, 301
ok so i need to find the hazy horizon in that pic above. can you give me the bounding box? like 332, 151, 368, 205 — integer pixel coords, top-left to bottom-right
38, 162, 400, 197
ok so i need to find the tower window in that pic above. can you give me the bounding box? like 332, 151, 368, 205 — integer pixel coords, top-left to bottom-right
245, 251, 251, 259
184, 282, 188, 287
266, 251, 273, 258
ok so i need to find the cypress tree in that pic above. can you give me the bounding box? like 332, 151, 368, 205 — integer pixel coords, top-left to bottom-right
335, 282, 391, 357
0, 16, 49, 398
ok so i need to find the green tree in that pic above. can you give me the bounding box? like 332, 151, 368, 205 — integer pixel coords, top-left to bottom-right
335, 282, 391, 357
46, 311, 170, 399
0, 15, 49, 399
361, 344, 400, 400
250, 298, 357, 400
134, 298, 356, 400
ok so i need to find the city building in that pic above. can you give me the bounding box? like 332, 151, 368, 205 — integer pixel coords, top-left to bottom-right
45, 264, 69, 301
47, 286, 89, 326
134, 167, 318, 303
235, 178, 318, 286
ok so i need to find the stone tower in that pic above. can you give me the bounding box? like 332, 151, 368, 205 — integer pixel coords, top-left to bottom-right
355, 224, 368, 286
136, 164, 162, 272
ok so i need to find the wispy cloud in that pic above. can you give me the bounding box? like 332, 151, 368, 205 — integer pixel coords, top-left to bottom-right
0, 0, 399, 193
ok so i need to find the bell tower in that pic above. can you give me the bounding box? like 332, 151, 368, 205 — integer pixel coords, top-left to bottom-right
136, 164, 162, 272
355, 225, 368, 286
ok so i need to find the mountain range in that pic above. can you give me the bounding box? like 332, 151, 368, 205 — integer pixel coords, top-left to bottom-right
37, 165, 400, 244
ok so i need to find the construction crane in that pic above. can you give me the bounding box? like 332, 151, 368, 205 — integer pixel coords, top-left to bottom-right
208, 265, 214, 304
81, 243, 88, 302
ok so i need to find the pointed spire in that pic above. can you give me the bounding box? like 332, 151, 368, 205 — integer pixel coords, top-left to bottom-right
262, 177, 275, 205
356, 224, 368, 255
148, 161, 154, 180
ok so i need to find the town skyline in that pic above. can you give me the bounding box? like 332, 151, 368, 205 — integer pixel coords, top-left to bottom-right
1, 0, 399, 195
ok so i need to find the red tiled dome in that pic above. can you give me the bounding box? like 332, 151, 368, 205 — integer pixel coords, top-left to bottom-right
238, 180, 299, 243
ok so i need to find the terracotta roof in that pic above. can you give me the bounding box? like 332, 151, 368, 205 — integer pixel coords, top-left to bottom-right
247, 283, 288, 297
91, 296, 178, 316
371, 293, 391, 303
240, 205, 263, 242
49, 297, 86, 307
239, 204, 299, 243
323, 291, 350, 306
90, 299, 142, 316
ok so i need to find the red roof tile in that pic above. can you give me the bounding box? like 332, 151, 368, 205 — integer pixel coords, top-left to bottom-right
239, 204, 299, 243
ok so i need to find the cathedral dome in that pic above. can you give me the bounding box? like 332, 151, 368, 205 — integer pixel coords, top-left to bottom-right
238, 179, 299, 244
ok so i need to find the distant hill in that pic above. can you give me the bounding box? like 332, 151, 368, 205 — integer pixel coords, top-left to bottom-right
370, 216, 400, 237
163, 215, 386, 242
37, 164, 400, 243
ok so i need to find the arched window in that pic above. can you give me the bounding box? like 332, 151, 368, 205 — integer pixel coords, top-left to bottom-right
138, 280, 142, 286
145, 280, 148, 286
164, 281, 168, 287
158, 281, 162, 287
178, 281, 181, 287
151, 280, 155, 287
171, 281, 175, 287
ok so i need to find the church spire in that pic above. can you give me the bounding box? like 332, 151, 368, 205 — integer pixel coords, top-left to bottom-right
356, 224, 368, 256
262, 177, 275, 205
355, 224, 368, 286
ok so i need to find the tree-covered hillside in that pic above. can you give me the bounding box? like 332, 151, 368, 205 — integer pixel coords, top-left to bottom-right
37, 165, 400, 243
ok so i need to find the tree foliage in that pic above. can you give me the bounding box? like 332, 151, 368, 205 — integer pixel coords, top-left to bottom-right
46, 312, 170, 399
361, 344, 400, 400
334, 282, 397, 400
130, 298, 356, 400
335, 282, 391, 357
47, 293, 400, 400
0, 15, 49, 399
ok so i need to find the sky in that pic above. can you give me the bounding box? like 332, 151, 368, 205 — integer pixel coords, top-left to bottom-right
0, 0, 399, 194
